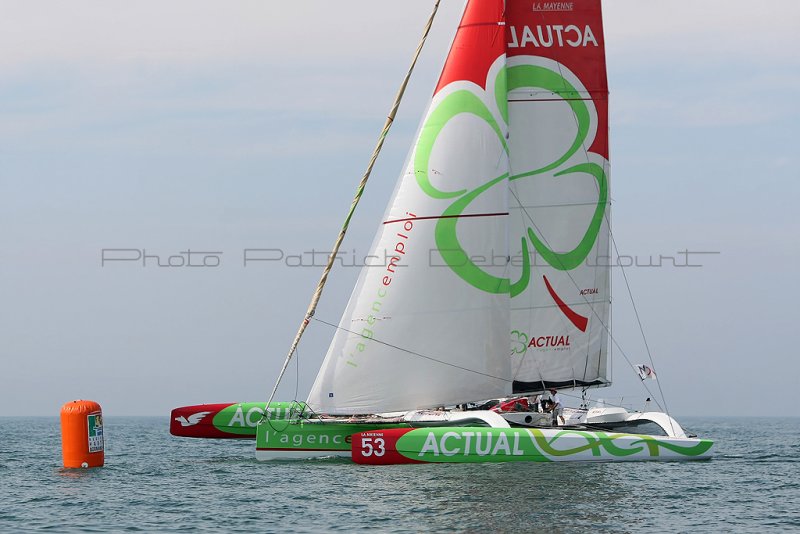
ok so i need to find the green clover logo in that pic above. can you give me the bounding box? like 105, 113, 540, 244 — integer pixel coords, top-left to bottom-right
510, 330, 529, 355
415, 58, 608, 298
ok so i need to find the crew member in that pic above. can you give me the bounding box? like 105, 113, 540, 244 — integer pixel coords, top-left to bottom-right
528, 394, 540, 412
539, 390, 550, 413
549, 388, 565, 426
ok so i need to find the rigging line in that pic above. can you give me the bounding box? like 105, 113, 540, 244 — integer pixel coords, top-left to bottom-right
548, 60, 666, 418
615, 351, 662, 411
608, 211, 613, 386
311, 316, 513, 383
295, 345, 300, 405
511, 299, 608, 311
264, 0, 442, 407
555, 58, 611, 386
597, 164, 672, 425
545, 63, 619, 393
259, 345, 305, 431
609, 230, 673, 424
489, 10, 502, 49
508, 187, 664, 411
555, 388, 652, 415
508, 186, 602, 379
518, 58, 607, 374
511, 200, 612, 209
550, 72, 670, 424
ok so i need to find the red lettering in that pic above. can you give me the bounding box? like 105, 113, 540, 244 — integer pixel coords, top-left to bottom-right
526, 334, 572, 348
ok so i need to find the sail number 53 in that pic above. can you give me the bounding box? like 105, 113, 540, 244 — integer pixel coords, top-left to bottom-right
360, 436, 385, 457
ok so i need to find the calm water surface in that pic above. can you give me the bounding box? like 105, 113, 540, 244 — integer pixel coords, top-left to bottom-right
1, 417, 798, 532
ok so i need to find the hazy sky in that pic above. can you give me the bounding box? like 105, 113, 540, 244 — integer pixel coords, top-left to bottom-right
1, 1, 798, 418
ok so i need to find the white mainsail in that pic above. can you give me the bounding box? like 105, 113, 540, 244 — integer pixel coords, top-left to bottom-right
307, 3, 511, 414
505, 0, 612, 392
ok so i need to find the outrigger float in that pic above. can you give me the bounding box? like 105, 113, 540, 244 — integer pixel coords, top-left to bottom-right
171, 0, 714, 464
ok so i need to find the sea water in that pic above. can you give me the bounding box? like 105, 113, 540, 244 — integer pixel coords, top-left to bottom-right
0, 417, 798, 532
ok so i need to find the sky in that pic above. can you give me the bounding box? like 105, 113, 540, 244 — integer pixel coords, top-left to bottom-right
1, 0, 799, 418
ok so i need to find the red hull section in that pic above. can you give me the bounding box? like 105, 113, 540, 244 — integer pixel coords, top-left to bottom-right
170, 403, 244, 439
491, 397, 531, 413
171, 401, 305, 439
351, 429, 420, 465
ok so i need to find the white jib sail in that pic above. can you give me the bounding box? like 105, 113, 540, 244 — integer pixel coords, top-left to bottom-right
307, 55, 513, 414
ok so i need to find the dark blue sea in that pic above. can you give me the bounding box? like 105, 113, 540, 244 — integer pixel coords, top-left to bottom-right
1, 417, 798, 532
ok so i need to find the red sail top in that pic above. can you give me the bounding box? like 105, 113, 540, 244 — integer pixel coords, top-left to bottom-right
434, 0, 506, 93
506, 1, 607, 92
506, 0, 608, 158
434, 0, 608, 159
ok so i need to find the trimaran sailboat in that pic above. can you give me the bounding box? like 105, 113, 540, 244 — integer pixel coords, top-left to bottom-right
171, 0, 714, 463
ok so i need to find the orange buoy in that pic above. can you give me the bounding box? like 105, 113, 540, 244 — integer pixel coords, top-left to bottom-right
60, 400, 104, 468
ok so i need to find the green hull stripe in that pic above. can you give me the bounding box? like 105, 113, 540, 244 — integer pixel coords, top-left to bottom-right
212, 402, 306, 436
256, 420, 409, 453
394, 428, 713, 463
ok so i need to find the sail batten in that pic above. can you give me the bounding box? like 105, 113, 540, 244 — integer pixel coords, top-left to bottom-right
382, 212, 509, 225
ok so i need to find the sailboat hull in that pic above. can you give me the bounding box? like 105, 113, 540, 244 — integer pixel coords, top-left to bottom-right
351, 427, 714, 464
255, 420, 411, 461
253, 419, 713, 463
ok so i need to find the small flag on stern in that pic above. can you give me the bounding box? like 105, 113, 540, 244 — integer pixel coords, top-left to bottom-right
635, 364, 657, 380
